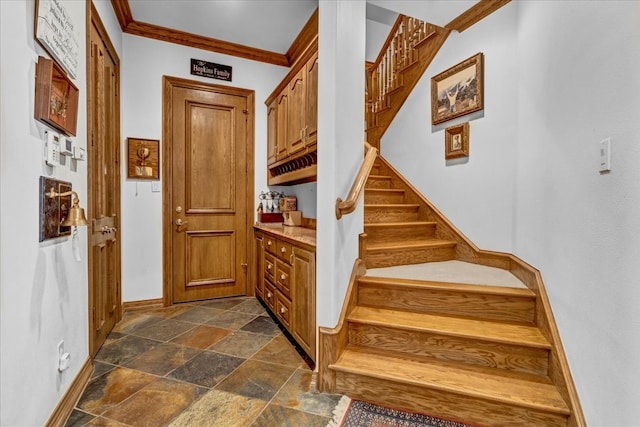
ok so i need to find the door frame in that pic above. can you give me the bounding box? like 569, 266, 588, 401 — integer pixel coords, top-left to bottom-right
161, 76, 255, 306
87, 2, 122, 355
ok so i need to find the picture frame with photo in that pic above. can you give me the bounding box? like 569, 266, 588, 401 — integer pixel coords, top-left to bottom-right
431, 53, 484, 125
127, 138, 160, 180
445, 122, 469, 160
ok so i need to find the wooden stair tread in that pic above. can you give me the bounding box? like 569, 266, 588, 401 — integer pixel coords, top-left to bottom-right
365, 203, 419, 209
331, 348, 569, 415
368, 174, 392, 180
366, 239, 456, 251
348, 306, 550, 349
359, 276, 536, 298
365, 220, 436, 227
365, 188, 404, 194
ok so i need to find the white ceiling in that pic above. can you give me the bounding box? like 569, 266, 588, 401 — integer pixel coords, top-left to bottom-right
128, 0, 475, 55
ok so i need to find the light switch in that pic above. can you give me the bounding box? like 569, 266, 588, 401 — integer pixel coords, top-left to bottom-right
599, 137, 611, 173
151, 181, 161, 192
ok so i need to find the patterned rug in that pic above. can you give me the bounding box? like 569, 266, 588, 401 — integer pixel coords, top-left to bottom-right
327, 397, 478, 427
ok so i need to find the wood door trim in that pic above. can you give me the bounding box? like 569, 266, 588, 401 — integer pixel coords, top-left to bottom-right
87, 2, 122, 356
162, 76, 255, 306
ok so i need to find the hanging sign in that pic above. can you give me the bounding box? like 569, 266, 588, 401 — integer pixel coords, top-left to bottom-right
190, 59, 232, 82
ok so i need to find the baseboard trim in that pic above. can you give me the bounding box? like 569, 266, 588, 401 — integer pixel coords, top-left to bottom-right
122, 298, 165, 313
45, 357, 93, 427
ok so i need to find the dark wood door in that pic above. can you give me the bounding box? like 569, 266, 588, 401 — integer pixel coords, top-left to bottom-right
88, 6, 121, 356
164, 77, 254, 303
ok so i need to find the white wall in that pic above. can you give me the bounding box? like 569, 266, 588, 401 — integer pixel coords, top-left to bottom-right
377, 1, 640, 424
0, 1, 89, 425
120, 35, 287, 301
381, 3, 518, 252
317, 0, 366, 327
515, 2, 640, 425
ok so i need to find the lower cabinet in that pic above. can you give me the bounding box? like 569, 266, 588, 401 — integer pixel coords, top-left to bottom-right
255, 230, 316, 361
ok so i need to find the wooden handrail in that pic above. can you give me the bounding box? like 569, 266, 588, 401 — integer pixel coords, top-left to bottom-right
335, 142, 378, 219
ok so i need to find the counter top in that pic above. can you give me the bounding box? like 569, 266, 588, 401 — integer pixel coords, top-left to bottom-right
254, 223, 316, 248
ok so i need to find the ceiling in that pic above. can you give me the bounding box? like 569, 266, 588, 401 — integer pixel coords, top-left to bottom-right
126, 0, 477, 58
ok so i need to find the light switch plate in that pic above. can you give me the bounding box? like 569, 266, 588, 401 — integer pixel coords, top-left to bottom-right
599, 137, 611, 172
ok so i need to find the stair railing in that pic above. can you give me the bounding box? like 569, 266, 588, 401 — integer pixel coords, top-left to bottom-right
335, 142, 378, 219
368, 15, 435, 118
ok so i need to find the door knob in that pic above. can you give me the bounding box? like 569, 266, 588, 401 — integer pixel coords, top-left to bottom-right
176, 218, 188, 226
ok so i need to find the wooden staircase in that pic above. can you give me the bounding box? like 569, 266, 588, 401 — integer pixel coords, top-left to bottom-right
319, 158, 584, 426
366, 17, 450, 149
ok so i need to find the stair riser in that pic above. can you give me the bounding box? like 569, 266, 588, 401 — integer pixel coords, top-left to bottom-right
348, 324, 549, 376
365, 245, 455, 268
365, 207, 419, 223
365, 192, 405, 204
364, 224, 436, 242
365, 178, 392, 189
357, 283, 536, 324
333, 372, 568, 427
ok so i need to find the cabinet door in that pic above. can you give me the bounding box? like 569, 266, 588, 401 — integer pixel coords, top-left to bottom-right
255, 233, 265, 298
266, 99, 277, 166
304, 52, 318, 148
287, 68, 306, 156
276, 92, 288, 160
291, 246, 316, 360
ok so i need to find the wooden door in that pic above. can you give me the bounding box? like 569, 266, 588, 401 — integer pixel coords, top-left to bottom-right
266, 99, 277, 166
164, 77, 254, 303
304, 52, 319, 148
287, 68, 306, 155
276, 91, 288, 160
88, 5, 121, 356
291, 246, 316, 359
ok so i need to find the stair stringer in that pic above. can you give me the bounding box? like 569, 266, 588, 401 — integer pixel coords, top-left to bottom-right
355, 154, 585, 427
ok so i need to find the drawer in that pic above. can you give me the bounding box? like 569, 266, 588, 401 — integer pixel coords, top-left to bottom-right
275, 290, 291, 329
264, 280, 276, 310
275, 259, 291, 298
264, 253, 275, 282
264, 236, 276, 255
277, 240, 292, 263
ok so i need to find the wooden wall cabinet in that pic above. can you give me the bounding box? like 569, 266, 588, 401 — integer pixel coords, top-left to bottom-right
265, 41, 318, 185
255, 229, 316, 361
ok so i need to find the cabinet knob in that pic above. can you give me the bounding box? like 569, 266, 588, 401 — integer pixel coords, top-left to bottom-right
267, 240, 272, 246
280, 274, 285, 280
267, 264, 272, 270
267, 292, 272, 298
280, 307, 287, 314
280, 247, 286, 253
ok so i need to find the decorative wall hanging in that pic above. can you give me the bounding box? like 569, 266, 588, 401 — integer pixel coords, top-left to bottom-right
35, 56, 79, 136
39, 176, 72, 241
127, 138, 160, 180
35, 0, 79, 79
445, 122, 469, 160
431, 53, 484, 125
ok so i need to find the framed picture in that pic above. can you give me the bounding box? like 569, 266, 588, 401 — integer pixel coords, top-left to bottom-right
127, 138, 160, 180
39, 176, 72, 241
431, 53, 484, 125
34, 56, 79, 136
445, 122, 469, 160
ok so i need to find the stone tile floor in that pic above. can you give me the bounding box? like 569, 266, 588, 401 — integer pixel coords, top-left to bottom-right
66, 297, 342, 426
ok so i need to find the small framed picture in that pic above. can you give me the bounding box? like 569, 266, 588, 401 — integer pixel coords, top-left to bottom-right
127, 138, 160, 180
34, 56, 79, 136
445, 122, 469, 160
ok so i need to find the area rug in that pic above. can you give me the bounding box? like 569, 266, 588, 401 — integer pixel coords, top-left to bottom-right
327, 396, 478, 427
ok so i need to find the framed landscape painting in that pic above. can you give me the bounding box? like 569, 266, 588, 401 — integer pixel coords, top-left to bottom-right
431, 53, 484, 125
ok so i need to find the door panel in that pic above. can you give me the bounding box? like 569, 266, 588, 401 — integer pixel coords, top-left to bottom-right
88, 8, 121, 356
165, 78, 253, 303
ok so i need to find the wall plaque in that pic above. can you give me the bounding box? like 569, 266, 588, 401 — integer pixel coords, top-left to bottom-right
35, 0, 79, 79
191, 59, 232, 82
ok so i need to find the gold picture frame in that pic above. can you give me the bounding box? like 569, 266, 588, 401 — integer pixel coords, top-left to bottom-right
445, 122, 469, 160
431, 53, 484, 125
127, 138, 160, 180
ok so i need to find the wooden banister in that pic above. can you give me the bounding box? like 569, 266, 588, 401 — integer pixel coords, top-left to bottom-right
335, 142, 378, 219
